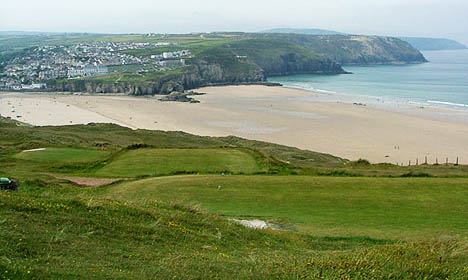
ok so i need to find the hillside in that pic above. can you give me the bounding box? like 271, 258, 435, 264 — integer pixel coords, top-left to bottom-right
0, 32, 426, 95
263, 28, 344, 35
400, 37, 468, 51
1, 117, 468, 279
262, 28, 468, 52
253, 33, 427, 66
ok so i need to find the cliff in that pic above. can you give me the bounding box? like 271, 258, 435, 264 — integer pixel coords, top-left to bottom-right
51, 62, 265, 95
253, 34, 427, 65
211, 38, 347, 76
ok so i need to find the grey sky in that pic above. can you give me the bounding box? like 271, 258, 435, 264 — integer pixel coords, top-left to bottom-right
1, 0, 467, 44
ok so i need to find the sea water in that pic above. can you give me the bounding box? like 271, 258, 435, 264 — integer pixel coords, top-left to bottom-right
268, 49, 468, 110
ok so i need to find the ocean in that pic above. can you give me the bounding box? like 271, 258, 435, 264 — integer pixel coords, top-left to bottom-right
268, 49, 468, 110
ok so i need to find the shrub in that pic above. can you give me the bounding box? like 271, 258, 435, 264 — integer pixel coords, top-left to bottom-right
355, 159, 371, 165
400, 172, 432, 178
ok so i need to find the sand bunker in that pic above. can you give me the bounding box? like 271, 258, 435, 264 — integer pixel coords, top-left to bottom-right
233, 219, 269, 229
22, 148, 46, 153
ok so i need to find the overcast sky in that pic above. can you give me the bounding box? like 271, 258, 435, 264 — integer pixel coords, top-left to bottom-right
1, 0, 467, 44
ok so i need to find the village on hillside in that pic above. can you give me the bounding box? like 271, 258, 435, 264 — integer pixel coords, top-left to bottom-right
0, 41, 191, 91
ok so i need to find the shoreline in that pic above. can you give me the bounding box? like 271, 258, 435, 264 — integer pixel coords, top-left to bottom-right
269, 49, 468, 116
1, 86, 468, 164
277, 84, 468, 125
283, 82, 468, 111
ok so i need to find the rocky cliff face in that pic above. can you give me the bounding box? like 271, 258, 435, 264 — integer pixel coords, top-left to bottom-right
55, 80, 161, 95
181, 61, 265, 88
54, 61, 266, 95
261, 53, 346, 76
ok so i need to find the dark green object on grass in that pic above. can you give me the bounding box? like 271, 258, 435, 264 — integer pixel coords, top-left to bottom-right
0, 177, 19, 191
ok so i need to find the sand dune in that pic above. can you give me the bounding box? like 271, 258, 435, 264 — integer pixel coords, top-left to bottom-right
1, 86, 468, 164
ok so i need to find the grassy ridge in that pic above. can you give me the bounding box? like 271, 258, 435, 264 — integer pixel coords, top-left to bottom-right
0, 118, 343, 172
1, 117, 468, 178
94, 148, 266, 177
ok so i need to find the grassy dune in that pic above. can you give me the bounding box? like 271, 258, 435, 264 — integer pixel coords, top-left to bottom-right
95, 148, 265, 177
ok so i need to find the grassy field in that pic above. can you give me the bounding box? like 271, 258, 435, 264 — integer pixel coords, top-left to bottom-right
1, 117, 468, 278
94, 148, 266, 177
13, 148, 110, 163
99, 175, 468, 239
2, 182, 467, 279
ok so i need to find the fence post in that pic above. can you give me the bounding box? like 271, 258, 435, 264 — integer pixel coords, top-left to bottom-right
416, 158, 419, 166
456, 157, 459, 166
425, 156, 428, 164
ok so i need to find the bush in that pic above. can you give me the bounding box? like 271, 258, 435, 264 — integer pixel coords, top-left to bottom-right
400, 172, 432, 178
317, 170, 358, 177
356, 159, 371, 165
346, 159, 371, 166
126, 143, 151, 150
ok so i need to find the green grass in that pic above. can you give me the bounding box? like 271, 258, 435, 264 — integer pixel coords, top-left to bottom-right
118, 38, 240, 57
94, 148, 265, 177
13, 148, 110, 163
99, 175, 468, 239
1, 180, 467, 279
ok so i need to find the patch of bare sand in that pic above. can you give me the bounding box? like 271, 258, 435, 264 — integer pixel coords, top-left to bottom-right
53, 175, 122, 187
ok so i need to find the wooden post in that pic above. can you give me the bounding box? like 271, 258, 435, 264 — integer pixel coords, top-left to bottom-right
416, 158, 419, 166
446, 158, 448, 166
425, 156, 427, 164
409, 160, 411, 166
436, 158, 438, 165
456, 157, 459, 166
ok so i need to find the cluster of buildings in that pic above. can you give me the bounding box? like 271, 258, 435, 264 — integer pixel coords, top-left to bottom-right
161, 50, 191, 59
0, 41, 191, 91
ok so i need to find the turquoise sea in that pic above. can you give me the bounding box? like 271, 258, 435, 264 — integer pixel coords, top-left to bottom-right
268, 50, 468, 110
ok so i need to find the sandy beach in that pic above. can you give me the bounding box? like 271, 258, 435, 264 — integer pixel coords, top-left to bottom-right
1, 85, 468, 164
0, 92, 129, 127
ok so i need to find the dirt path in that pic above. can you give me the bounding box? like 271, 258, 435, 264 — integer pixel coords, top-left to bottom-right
51, 175, 123, 187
